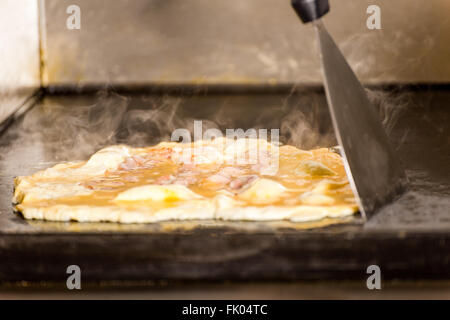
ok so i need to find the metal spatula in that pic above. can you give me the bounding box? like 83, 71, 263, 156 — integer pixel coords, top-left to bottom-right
291, 0, 408, 220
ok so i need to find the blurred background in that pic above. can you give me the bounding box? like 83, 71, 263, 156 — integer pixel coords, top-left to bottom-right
2, 0, 449, 123
0, 0, 449, 299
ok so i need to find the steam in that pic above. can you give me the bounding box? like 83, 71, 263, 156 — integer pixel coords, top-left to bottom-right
119, 95, 184, 146
6, 84, 415, 166
19, 91, 129, 161
340, 29, 436, 83
280, 88, 335, 149
368, 89, 406, 134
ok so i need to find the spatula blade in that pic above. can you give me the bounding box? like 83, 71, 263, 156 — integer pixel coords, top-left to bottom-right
314, 21, 408, 220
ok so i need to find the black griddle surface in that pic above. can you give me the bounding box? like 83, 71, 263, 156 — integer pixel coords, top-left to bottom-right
0, 88, 449, 281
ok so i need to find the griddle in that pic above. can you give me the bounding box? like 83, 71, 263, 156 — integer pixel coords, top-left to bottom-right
0, 86, 449, 282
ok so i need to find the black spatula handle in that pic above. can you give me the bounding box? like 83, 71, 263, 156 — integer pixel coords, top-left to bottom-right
291, 0, 330, 23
